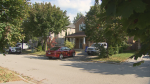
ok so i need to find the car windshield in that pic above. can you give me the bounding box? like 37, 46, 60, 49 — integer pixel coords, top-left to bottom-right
50, 47, 60, 51
91, 44, 99, 47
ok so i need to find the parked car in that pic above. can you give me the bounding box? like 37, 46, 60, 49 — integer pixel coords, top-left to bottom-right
16, 43, 29, 49
8, 46, 22, 54
86, 42, 107, 55
46, 46, 76, 59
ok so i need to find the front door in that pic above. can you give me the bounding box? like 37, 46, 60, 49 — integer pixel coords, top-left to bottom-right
79, 38, 83, 49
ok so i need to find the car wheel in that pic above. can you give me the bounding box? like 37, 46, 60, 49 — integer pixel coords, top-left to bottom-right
72, 52, 75, 57
87, 53, 90, 55
59, 54, 63, 60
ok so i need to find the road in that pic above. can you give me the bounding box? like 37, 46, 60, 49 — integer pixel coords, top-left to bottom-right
0, 53, 150, 84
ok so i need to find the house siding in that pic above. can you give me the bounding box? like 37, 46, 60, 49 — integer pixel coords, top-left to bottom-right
75, 17, 85, 33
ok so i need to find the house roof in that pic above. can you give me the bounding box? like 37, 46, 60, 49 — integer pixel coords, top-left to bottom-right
65, 32, 86, 38
73, 15, 85, 24
66, 23, 75, 28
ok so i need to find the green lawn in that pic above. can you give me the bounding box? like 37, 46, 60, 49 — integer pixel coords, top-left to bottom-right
22, 49, 46, 56
91, 51, 135, 63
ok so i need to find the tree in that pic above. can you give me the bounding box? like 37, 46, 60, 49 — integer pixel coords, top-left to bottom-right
47, 36, 57, 50
73, 12, 83, 23
23, 2, 70, 51
83, 3, 127, 57
0, 0, 29, 54
95, 0, 150, 59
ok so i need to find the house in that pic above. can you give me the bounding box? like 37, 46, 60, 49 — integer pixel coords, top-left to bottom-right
65, 16, 141, 50
50, 23, 75, 46
65, 16, 93, 49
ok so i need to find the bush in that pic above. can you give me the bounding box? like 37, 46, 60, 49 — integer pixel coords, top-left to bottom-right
97, 45, 107, 58
114, 44, 119, 54
37, 45, 42, 52
108, 45, 114, 56
65, 40, 74, 49
119, 47, 123, 53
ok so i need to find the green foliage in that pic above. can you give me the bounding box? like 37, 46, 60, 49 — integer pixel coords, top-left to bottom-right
108, 45, 114, 56
115, 44, 119, 54
22, 2, 70, 51
119, 47, 123, 53
0, 0, 29, 53
96, 0, 150, 59
65, 40, 74, 49
97, 45, 107, 58
133, 61, 144, 67
84, 3, 127, 57
37, 45, 42, 52
73, 12, 83, 23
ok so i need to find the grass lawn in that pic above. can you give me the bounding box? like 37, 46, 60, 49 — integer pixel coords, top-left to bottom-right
0, 66, 21, 83
22, 49, 46, 56
91, 51, 135, 63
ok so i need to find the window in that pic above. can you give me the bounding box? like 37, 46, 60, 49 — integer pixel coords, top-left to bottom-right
60, 47, 66, 50
79, 22, 86, 31
50, 47, 60, 50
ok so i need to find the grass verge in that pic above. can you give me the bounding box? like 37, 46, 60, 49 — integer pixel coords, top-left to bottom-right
22, 49, 45, 56
0, 66, 44, 84
91, 51, 135, 63
0, 66, 21, 83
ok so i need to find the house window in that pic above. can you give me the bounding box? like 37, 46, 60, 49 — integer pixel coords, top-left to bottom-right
79, 22, 86, 31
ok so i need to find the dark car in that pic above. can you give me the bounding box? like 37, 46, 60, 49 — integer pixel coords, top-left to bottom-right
46, 47, 75, 59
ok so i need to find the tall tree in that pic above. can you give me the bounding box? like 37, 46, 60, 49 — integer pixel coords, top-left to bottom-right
0, 0, 29, 53
84, 3, 127, 57
73, 12, 83, 23
95, 0, 150, 59
23, 2, 70, 51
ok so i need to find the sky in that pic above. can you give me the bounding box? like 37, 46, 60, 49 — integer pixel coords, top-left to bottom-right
29, 0, 101, 23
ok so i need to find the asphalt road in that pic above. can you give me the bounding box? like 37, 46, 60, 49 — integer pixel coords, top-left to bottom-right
0, 53, 150, 84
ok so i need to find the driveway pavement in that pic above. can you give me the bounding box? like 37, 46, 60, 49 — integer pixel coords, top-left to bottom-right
0, 52, 150, 84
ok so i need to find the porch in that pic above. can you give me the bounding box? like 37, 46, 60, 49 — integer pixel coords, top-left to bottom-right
66, 32, 93, 49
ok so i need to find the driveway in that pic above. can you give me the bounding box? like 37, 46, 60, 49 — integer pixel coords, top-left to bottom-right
0, 52, 150, 84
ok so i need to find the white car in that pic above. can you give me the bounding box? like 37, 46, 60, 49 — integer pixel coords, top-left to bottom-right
86, 42, 107, 55
16, 43, 29, 49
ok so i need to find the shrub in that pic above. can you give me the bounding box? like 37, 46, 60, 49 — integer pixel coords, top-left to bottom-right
97, 45, 107, 58
119, 47, 123, 53
114, 44, 119, 54
37, 45, 42, 52
65, 40, 74, 49
108, 45, 114, 56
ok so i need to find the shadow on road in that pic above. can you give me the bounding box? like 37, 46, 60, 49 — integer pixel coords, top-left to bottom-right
61, 59, 150, 77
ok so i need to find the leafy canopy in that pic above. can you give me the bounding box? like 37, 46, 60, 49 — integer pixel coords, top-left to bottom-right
73, 12, 83, 23
96, 0, 150, 58
84, 3, 127, 57
0, 0, 29, 53
22, 2, 70, 51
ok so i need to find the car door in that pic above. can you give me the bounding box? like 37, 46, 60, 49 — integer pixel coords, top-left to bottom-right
63, 47, 69, 56
66, 47, 72, 56
60, 47, 66, 56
